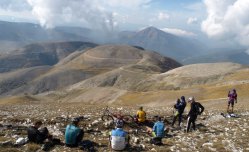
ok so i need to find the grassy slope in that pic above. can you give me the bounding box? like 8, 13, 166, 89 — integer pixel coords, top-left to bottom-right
117, 69, 249, 109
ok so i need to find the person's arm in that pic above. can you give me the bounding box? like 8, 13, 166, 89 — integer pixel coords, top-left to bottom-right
198, 103, 205, 114
188, 103, 193, 116
235, 94, 238, 103
109, 132, 112, 149
36, 130, 46, 143
125, 133, 129, 145
152, 123, 157, 133
136, 111, 139, 118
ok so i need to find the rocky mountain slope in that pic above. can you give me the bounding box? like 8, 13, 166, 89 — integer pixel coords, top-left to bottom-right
41, 62, 248, 105
0, 44, 181, 96
0, 102, 249, 152
0, 41, 97, 73
1, 42, 249, 105
182, 49, 249, 65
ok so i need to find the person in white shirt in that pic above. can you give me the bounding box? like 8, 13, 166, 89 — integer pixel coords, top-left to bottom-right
109, 119, 129, 151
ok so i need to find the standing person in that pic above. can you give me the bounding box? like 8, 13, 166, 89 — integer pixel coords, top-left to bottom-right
227, 89, 238, 113
172, 98, 181, 127
27, 120, 52, 144
136, 106, 146, 124
109, 119, 129, 151
65, 118, 84, 147
186, 97, 204, 133
151, 116, 165, 145
172, 96, 187, 127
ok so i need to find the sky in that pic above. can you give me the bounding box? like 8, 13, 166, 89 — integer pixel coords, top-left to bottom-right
0, 0, 248, 50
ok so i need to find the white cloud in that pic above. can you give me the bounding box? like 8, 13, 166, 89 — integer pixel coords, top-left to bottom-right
161, 28, 196, 37
26, 0, 115, 30
185, 2, 205, 12
202, 0, 249, 49
25, 0, 154, 30
158, 12, 170, 21
187, 17, 198, 24
0, 0, 31, 11
102, 0, 152, 8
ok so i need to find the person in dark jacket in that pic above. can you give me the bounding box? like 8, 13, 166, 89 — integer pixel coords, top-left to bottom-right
27, 121, 51, 144
186, 97, 204, 133
227, 89, 238, 113
172, 96, 186, 127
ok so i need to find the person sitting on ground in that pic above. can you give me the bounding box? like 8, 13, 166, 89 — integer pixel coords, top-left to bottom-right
65, 117, 84, 147
172, 96, 186, 127
27, 120, 52, 144
150, 116, 165, 145
109, 119, 129, 151
227, 89, 238, 113
136, 106, 146, 124
186, 97, 204, 133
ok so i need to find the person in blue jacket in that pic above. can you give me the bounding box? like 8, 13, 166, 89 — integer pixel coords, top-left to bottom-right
172, 96, 186, 127
65, 118, 84, 147
151, 116, 165, 145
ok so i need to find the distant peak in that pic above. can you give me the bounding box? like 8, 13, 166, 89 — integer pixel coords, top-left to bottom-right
140, 26, 161, 32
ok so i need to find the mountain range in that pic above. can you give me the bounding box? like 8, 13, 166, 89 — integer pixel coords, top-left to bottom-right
0, 20, 249, 105
1, 20, 248, 65
0, 21, 204, 62
0, 43, 181, 96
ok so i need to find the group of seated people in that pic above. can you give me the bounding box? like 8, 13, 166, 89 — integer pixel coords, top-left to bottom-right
29, 104, 201, 151
110, 113, 165, 151
27, 118, 84, 150
28, 97, 204, 150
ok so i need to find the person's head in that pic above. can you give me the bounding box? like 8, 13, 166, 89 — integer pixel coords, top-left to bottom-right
34, 120, 42, 129
72, 117, 80, 126
188, 97, 195, 103
181, 96, 185, 102
115, 119, 124, 129
158, 116, 162, 122
139, 106, 143, 111
176, 98, 180, 104
233, 89, 236, 93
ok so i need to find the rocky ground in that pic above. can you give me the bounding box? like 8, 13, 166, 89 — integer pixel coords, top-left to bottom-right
0, 102, 249, 152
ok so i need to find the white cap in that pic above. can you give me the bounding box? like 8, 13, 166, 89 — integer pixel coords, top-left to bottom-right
188, 97, 194, 102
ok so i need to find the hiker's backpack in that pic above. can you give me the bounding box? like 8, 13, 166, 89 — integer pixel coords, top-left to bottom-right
81, 140, 95, 152
193, 103, 201, 115
150, 137, 162, 145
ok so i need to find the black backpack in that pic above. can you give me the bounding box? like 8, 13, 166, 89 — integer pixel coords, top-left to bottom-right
81, 140, 95, 152
150, 137, 162, 145
193, 103, 201, 115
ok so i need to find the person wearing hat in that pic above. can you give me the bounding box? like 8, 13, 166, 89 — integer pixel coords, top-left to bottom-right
65, 117, 84, 147
186, 97, 204, 133
109, 119, 129, 151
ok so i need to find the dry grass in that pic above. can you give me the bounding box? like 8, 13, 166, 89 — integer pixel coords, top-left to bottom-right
0, 136, 8, 142
117, 79, 249, 109
224, 69, 249, 81
24, 143, 41, 152
0, 95, 39, 105
0, 148, 22, 152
